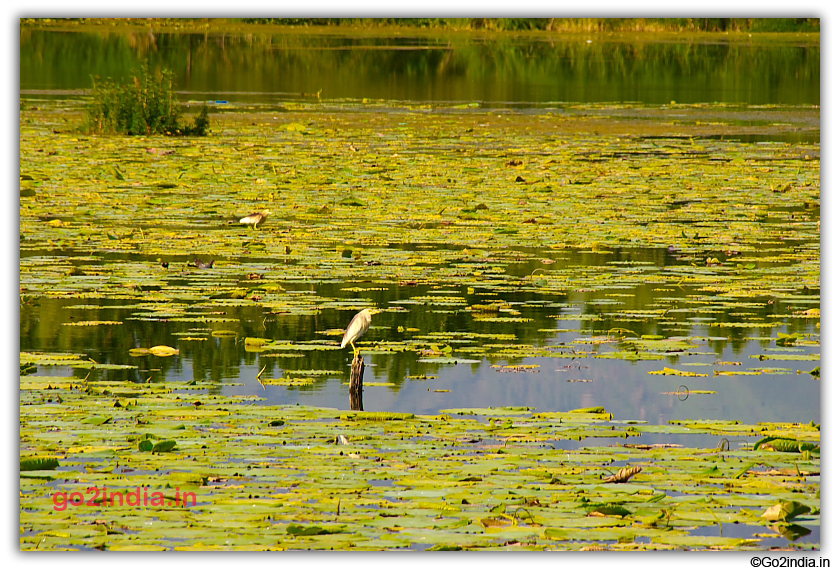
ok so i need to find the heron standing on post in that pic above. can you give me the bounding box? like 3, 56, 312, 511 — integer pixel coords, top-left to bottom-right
341, 308, 379, 356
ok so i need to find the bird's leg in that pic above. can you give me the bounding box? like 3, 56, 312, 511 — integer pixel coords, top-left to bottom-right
352, 342, 359, 358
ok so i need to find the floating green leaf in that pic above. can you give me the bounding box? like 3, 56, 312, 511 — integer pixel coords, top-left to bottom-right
151, 440, 177, 453
20, 457, 59, 472
286, 524, 347, 536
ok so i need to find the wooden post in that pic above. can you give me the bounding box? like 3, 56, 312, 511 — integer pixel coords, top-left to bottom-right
349, 353, 364, 411
350, 389, 364, 411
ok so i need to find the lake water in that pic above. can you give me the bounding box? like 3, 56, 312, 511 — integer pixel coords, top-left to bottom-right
20, 26, 820, 106
18, 24, 823, 551
19, 24, 820, 431
20, 242, 820, 429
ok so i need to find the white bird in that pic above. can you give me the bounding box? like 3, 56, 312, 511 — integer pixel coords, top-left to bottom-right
239, 209, 271, 230
341, 308, 379, 355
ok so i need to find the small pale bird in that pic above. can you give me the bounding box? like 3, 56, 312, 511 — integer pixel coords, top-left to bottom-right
239, 209, 271, 230
341, 308, 379, 355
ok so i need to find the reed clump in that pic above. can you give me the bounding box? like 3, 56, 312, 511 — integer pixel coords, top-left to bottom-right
85, 63, 209, 136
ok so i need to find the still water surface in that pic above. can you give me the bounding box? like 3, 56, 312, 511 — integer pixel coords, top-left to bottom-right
19, 26, 820, 431
20, 245, 820, 427
20, 27, 820, 106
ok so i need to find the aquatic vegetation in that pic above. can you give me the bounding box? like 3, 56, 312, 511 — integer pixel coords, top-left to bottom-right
20, 383, 819, 550
84, 64, 209, 136
19, 96, 819, 550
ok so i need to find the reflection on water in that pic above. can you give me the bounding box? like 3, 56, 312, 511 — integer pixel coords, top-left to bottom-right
20, 28, 819, 106
20, 245, 820, 425
689, 522, 818, 548
19, 25, 820, 428
18, 25, 821, 552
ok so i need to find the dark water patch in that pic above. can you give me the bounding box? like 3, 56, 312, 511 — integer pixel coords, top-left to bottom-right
688, 522, 819, 549
20, 28, 819, 106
